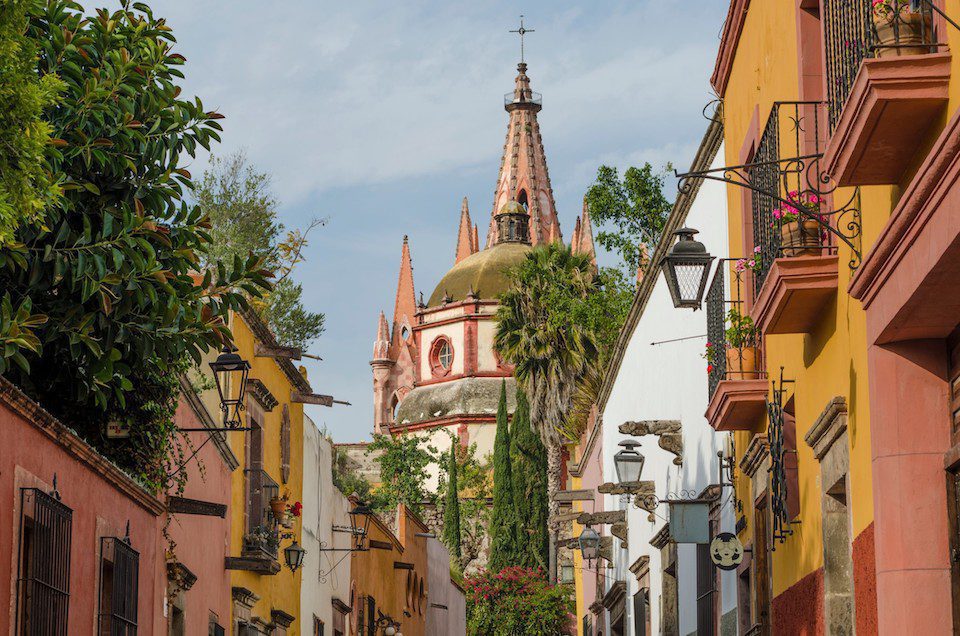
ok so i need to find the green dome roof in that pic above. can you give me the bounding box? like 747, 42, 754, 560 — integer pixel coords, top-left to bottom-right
427, 242, 531, 307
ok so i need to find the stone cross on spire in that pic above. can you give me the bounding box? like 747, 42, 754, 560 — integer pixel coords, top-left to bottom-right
509, 15, 534, 64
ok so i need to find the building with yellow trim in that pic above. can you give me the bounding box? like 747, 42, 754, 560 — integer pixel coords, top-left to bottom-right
222, 309, 311, 634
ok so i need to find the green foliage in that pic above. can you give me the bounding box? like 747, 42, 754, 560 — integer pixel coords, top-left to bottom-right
0, 0, 63, 244
0, 1, 270, 484
437, 438, 491, 572
585, 163, 673, 275
0, 294, 47, 374
442, 443, 462, 558
331, 445, 373, 502
725, 308, 758, 348
466, 567, 573, 636
196, 151, 326, 349
510, 388, 549, 570
495, 243, 630, 447
366, 433, 437, 516
488, 380, 521, 572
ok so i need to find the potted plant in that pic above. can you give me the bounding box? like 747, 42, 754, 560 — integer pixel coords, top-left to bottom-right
773, 191, 821, 257
269, 491, 289, 520
872, 0, 932, 57
725, 308, 759, 380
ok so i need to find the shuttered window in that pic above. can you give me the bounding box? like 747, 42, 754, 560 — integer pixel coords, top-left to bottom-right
16, 487, 72, 635
98, 536, 139, 635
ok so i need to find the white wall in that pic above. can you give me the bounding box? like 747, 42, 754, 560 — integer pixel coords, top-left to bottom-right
302, 416, 353, 633
599, 144, 738, 635
426, 538, 467, 635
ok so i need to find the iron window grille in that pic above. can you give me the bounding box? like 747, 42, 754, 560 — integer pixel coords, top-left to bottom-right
677, 103, 863, 287
824, 0, 948, 131
767, 369, 799, 546
705, 263, 765, 400
16, 487, 72, 636
99, 536, 139, 635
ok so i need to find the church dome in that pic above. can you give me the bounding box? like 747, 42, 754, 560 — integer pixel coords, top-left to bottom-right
427, 242, 531, 307
395, 377, 517, 427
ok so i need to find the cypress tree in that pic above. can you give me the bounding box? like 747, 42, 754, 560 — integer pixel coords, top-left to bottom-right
442, 442, 462, 558
488, 380, 519, 572
512, 388, 550, 569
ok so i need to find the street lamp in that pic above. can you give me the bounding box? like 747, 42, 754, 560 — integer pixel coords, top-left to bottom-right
614, 439, 645, 484
349, 501, 373, 551
283, 540, 306, 572
578, 526, 601, 563
209, 345, 251, 427
660, 227, 715, 310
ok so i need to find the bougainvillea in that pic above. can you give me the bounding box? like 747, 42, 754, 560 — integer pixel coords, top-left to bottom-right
466, 567, 572, 636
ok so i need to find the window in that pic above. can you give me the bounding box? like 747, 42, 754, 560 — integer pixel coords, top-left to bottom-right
313, 615, 324, 636
98, 536, 139, 635
429, 337, 454, 377
366, 596, 377, 636
16, 487, 72, 635
208, 612, 225, 636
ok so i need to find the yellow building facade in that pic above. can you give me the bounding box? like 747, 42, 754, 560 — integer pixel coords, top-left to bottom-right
223, 309, 309, 635
710, 0, 960, 632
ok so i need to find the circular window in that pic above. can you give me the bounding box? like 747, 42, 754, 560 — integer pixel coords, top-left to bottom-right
429, 337, 454, 377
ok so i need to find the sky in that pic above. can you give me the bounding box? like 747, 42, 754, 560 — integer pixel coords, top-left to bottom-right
149, 0, 729, 442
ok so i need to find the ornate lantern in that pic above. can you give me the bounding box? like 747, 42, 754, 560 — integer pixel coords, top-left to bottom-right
349, 502, 373, 551
283, 540, 306, 572
660, 227, 715, 309
208, 346, 251, 427
614, 439, 645, 484
578, 526, 601, 563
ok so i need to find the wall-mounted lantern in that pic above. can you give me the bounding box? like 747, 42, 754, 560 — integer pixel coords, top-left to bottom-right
660, 227, 715, 310
614, 439, 645, 484
283, 539, 306, 572
578, 526, 601, 563
209, 345, 251, 428
349, 502, 373, 551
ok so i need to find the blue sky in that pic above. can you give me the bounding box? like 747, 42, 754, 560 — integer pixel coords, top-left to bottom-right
149, 0, 728, 441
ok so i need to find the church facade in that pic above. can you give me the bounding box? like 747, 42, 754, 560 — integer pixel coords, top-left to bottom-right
370, 61, 596, 468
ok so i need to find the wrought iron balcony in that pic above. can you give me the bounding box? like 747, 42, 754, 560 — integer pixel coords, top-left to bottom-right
824, 0, 944, 131
704, 265, 769, 433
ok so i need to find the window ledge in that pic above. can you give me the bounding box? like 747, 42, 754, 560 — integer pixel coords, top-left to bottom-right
705, 379, 768, 432
823, 52, 951, 186
751, 255, 839, 335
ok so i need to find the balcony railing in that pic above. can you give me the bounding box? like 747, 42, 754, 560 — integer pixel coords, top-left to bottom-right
751, 102, 835, 297
824, 0, 940, 130
706, 264, 765, 400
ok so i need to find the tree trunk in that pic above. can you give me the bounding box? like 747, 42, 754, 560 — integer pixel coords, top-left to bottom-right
546, 441, 562, 584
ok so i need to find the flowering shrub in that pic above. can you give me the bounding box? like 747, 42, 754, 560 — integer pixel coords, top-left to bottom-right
466, 567, 573, 636
872, 0, 908, 18
734, 246, 764, 274
289, 501, 302, 517
772, 191, 820, 224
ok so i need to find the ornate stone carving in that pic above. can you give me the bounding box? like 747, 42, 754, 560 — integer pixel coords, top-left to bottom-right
619, 420, 684, 466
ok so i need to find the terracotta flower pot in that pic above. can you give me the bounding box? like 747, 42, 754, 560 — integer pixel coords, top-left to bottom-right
269, 498, 287, 519
780, 219, 820, 257
874, 9, 933, 58
726, 346, 758, 381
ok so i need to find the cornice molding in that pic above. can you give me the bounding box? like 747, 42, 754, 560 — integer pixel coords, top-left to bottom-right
804, 396, 848, 460
0, 376, 164, 515
711, 0, 750, 97
740, 433, 770, 478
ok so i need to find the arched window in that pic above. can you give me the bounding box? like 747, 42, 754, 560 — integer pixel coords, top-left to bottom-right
518, 190, 529, 211
429, 337, 454, 377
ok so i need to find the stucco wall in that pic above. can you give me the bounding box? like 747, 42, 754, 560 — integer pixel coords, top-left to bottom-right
599, 144, 738, 635
0, 382, 166, 635
426, 537, 466, 635
167, 397, 235, 633
302, 417, 352, 633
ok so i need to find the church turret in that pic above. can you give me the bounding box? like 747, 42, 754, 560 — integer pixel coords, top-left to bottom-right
494, 200, 531, 245
573, 197, 597, 268
486, 61, 561, 247
455, 198, 477, 264
391, 235, 416, 355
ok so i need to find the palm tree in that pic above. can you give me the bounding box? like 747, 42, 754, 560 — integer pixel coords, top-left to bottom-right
494, 242, 601, 582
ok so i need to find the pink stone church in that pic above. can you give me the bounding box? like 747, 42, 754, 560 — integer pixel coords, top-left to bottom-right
370, 61, 596, 462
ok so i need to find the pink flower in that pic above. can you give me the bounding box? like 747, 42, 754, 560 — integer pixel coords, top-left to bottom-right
754, 245, 762, 253
747, 259, 755, 268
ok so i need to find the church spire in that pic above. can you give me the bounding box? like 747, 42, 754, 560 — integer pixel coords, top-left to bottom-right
372, 311, 391, 360
392, 236, 416, 353
486, 62, 561, 247
455, 197, 477, 264
573, 197, 597, 267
